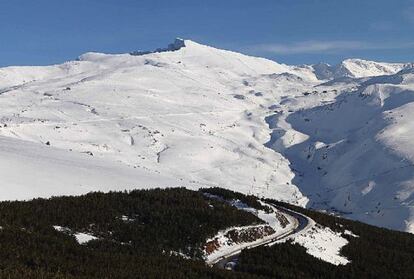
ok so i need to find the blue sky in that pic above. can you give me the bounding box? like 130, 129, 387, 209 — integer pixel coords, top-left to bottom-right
1, 0, 414, 66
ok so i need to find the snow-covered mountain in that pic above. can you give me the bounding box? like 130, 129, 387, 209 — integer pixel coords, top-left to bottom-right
1, 38, 414, 233
311, 59, 412, 80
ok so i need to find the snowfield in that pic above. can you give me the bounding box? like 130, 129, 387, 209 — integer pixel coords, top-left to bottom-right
1, 39, 414, 233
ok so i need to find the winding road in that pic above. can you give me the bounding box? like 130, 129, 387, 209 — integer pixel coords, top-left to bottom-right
212, 204, 313, 270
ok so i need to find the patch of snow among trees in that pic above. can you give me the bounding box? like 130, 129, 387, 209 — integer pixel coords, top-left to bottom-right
73, 232, 98, 244
274, 223, 355, 266
53, 225, 98, 244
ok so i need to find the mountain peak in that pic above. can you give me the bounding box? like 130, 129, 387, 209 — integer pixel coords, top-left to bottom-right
129, 38, 186, 56
311, 58, 411, 80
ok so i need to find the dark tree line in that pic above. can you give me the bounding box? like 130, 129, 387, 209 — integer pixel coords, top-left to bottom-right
0, 187, 413, 278
201, 187, 271, 212
0, 188, 263, 278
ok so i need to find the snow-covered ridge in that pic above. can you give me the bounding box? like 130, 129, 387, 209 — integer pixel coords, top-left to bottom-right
129, 38, 186, 56
80, 38, 187, 61
341, 59, 409, 78
312, 59, 413, 80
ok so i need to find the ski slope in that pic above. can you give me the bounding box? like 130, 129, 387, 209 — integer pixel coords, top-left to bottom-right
1, 39, 414, 232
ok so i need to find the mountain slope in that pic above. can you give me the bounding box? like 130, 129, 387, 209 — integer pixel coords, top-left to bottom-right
266, 67, 414, 232
0, 39, 312, 204
1, 39, 414, 233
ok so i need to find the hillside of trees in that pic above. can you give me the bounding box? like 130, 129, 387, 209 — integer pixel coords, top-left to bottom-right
0, 187, 412, 278
0, 188, 262, 278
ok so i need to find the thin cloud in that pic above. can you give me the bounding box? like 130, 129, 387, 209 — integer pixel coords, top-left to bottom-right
250, 40, 414, 55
